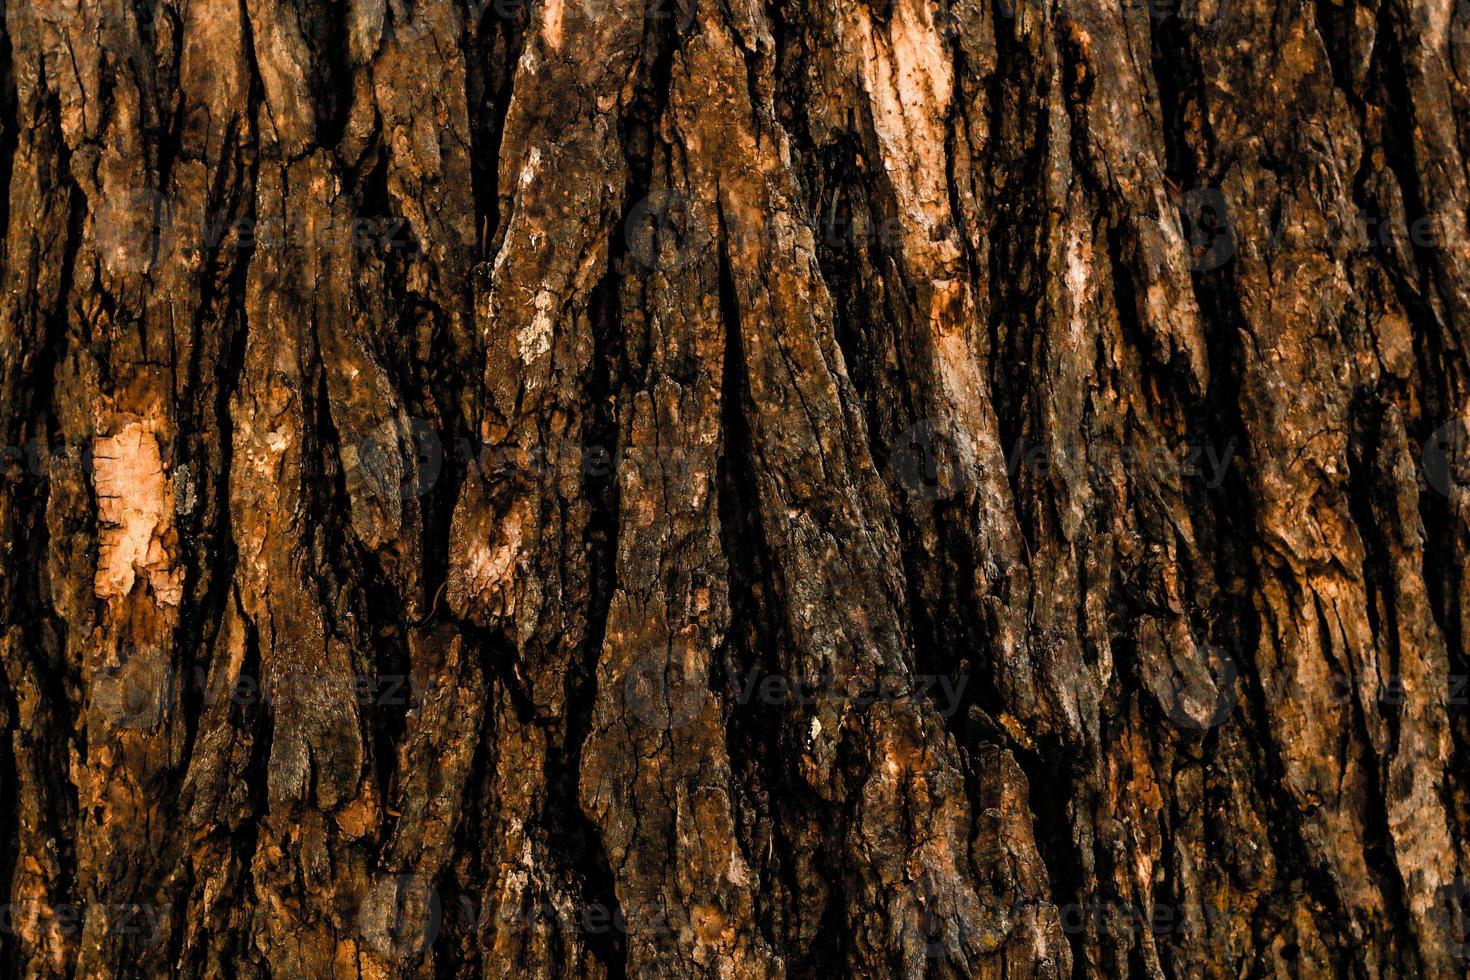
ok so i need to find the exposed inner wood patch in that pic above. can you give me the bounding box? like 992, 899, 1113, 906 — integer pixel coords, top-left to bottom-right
93, 420, 182, 606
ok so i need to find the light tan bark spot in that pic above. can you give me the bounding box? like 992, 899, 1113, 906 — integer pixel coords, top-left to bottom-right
94, 421, 182, 605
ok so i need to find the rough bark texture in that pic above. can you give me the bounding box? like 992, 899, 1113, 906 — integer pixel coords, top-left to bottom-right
2, 0, 1469, 976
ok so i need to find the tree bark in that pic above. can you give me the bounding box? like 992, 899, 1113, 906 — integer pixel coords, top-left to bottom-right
2, 0, 1469, 976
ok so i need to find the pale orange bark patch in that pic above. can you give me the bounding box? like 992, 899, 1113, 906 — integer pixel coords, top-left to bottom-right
93, 421, 183, 605
542, 0, 565, 51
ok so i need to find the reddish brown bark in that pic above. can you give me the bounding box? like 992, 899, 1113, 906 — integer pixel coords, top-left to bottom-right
2, 0, 1469, 976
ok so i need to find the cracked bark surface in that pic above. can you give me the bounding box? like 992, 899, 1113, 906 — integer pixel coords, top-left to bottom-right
2, 0, 1469, 976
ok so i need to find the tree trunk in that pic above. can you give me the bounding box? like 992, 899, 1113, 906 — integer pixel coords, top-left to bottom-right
2, 0, 1469, 975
